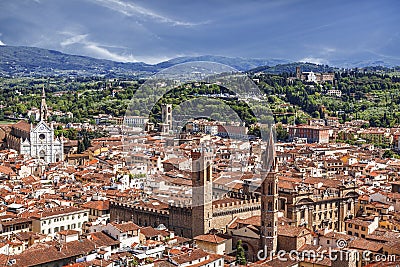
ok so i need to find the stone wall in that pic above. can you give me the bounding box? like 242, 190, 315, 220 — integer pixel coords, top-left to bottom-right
110, 202, 169, 229
212, 198, 261, 231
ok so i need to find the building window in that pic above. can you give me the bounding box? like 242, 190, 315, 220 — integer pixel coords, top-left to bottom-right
268, 183, 272, 195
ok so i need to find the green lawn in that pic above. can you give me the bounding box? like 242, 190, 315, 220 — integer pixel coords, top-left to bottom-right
0, 120, 14, 124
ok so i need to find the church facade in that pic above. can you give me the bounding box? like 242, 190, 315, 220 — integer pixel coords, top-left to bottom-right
5, 86, 63, 163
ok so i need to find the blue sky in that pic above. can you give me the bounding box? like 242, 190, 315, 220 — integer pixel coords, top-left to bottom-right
0, 0, 399, 64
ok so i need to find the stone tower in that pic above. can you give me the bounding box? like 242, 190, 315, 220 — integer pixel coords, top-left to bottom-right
161, 104, 173, 131
260, 129, 278, 256
40, 85, 49, 122
296, 66, 301, 80
191, 144, 213, 237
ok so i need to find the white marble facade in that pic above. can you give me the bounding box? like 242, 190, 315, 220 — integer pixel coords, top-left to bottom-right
20, 120, 63, 163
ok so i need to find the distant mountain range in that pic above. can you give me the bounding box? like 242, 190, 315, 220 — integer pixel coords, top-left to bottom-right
155, 55, 289, 71
0, 46, 157, 77
0, 45, 398, 78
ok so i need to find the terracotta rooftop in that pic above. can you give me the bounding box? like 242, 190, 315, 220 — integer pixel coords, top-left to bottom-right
58, 230, 79, 236
278, 225, 310, 238
89, 231, 120, 247
23, 206, 87, 219
10, 239, 96, 267
81, 200, 110, 211
12, 120, 31, 133
194, 234, 227, 244
170, 248, 209, 265
141, 226, 161, 238
110, 221, 140, 232
349, 238, 383, 252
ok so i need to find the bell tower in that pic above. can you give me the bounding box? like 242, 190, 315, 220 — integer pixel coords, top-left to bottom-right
260, 128, 278, 256
191, 143, 213, 238
161, 104, 173, 131
296, 66, 301, 80
40, 85, 49, 122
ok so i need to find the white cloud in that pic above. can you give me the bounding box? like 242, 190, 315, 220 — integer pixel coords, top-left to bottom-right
60, 32, 137, 62
299, 57, 329, 65
0, 40, 6, 46
323, 47, 336, 54
135, 55, 172, 64
84, 43, 137, 62
60, 34, 88, 46
91, 0, 203, 26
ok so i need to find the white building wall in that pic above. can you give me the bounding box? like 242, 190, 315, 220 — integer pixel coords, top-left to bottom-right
33, 209, 89, 237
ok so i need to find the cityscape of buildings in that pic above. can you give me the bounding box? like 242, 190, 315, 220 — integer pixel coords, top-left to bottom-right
0, 75, 399, 267
1, 0, 400, 266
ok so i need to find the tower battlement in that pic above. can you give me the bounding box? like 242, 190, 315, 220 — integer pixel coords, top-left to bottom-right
110, 201, 169, 215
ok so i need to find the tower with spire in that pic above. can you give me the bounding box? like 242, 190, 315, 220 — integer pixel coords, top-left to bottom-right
40, 85, 49, 122
14, 84, 64, 163
260, 127, 278, 256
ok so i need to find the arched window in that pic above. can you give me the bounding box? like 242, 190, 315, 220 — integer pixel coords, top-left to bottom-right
206, 164, 211, 182
39, 150, 45, 160
196, 162, 201, 181
268, 201, 272, 211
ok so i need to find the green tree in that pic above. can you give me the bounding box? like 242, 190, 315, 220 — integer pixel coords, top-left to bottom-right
83, 135, 91, 150
129, 258, 138, 267
311, 111, 320, 118
28, 115, 36, 124
383, 150, 396, 159
236, 240, 247, 265
276, 123, 289, 141
77, 140, 85, 153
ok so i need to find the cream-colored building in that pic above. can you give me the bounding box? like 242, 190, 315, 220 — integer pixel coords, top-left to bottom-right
194, 234, 233, 255
28, 206, 89, 237
345, 216, 379, 238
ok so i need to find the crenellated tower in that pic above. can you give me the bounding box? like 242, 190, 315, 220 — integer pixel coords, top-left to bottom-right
191, 143, 213, 237
160, 104, 172, 134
